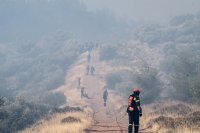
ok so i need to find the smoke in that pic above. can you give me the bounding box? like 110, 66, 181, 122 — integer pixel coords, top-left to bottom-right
0, 0, 128, 42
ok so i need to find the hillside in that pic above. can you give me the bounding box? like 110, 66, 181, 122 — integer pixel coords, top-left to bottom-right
98, 12, 200, 103
0, 32, 98, 132
20, 47, 200, 133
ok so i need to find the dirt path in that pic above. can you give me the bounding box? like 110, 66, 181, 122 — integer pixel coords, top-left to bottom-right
57, 49, 129, 132
57, 49, 158, 133
82, 50, 129, 133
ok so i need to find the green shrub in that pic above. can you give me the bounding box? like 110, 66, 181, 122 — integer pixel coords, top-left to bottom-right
130, 68, 162, 103
0, 99, 50, 133
167, 44, 200, 101
39, 92, 66, 107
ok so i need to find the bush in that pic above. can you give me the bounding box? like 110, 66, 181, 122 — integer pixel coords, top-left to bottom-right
191, 74, 200, 103
100, 44, 118, 61
170, 14, 194, 26
105, 72, 122, 89
0, 99, 50, 133
0, 97, 4, 107
39, 92, 66, 107
132, 68, 162, 103
0, 97, 8, 120
168, 44, 200, 101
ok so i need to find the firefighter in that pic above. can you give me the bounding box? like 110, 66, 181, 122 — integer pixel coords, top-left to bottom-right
81, 87, 85, 98
81, 87, 90, 99
103, 88, 108, 106
86, 65, 90, 75
127, 88, 142, 133
78, 77, 81, 87
90, 66, 95, 75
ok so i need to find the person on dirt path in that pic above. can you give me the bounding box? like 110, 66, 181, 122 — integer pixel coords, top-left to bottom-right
87, 52, 91, 63
86, 65, 90, 75
103, 88, 108, 106
81, 87, 85, 98
83, 92, 90, 99
81, 87, 91, 99
127, 88, 142, 133
78, 77, 81, 87
90, 65, 95, 75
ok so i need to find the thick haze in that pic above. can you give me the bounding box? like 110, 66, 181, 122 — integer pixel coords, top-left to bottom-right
80, 0, 200, 23
0, 0, 199, 42
0, 0, 127, 42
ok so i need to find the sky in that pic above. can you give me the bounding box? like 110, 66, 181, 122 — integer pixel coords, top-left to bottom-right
79, 0, 200, 23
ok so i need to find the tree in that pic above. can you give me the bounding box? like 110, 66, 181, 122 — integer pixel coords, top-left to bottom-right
0, 97, 4, 107
100, 44, 118, 61
0, 97, 8, 120
169, 44, 200, 101
191, 71, 200, 102
132, 68, 162, 103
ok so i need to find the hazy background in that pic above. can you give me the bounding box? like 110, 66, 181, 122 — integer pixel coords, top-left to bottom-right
1, 0, 200, 43
80, 0, 200, 23
0, 0, 128, 42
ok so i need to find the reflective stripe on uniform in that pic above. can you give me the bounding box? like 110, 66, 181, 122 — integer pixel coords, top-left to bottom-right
128, 96, 133, 106
136, 100, 140, 102
137, 106, 141, 111
128, 107, 134, 111
129, 124, 133, 126
134, 125, 139, 127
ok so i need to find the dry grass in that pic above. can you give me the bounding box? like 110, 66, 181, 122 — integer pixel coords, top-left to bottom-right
141, 101, 200, 133
19, 51, 94, 133
20, 111, 92, 133
19, 50, 200, 133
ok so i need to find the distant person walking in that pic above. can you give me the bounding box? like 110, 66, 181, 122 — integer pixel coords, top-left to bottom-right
86, 65, 90, 75
90, 66, 95, 75
81, 87, 85, 98
87, 52, 91, 63
127, 88, 142, 133
81, 87, 90, 99
103, 88, 108, 106
78, 77, 81, 87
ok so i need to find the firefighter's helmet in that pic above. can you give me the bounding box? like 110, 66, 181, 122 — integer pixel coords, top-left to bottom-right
133, 88, 140, 94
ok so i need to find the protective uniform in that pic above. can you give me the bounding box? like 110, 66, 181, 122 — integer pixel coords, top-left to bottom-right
127, 88, 142, 133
